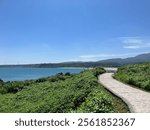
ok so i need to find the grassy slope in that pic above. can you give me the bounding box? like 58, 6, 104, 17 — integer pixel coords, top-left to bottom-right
0, 68, 129, 113
115, 63, 150, 91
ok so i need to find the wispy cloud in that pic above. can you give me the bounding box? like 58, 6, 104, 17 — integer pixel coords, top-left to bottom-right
79, 54, 117, 59
122, 37, 150, 49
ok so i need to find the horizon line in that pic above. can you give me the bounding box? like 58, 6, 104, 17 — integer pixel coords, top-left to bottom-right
0, 52, 149, 66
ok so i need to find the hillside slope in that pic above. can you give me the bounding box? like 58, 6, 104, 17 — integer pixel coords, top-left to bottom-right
0, 68, 128, 113
115, 63, 150, 91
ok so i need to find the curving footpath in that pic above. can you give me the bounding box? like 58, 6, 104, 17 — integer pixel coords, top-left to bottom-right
98, 73, 150, 113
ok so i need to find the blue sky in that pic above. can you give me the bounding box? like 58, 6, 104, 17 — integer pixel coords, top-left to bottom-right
0, 0, 150, 64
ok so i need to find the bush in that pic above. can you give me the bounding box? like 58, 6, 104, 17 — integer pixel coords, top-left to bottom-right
92, 67, 106, 77
65, 72, 71, 76
115, 63, 150, 91
0, 79, 4, 87
76, 89, 113, 113
36, 78, 47, 83
0, 79, 3, 83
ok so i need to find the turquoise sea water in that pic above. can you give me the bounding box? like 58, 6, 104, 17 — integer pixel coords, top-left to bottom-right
0, 67, 84, 81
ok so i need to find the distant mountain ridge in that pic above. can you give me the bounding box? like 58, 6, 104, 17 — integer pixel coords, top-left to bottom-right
98, 53, 150, 66
0, 53, 150, 68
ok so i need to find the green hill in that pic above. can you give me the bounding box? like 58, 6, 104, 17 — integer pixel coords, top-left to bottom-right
0, 68, 128, 113
115, 63, 150, 91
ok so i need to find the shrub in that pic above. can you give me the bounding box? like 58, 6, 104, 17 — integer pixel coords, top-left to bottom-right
0, 79, 4, 87
115, 63, 150, 91
92, 67, 106, 77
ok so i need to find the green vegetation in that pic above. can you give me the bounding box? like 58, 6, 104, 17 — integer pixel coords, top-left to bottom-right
0, 68, 128, 113
0, 72, 73, 94
115, 63, 150, 91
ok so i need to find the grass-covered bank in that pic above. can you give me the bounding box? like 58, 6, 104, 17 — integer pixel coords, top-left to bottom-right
115, 63, 150, 91
0, 68, 129, 113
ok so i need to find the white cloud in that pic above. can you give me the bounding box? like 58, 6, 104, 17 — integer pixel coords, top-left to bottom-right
124, 45, 142, 49
79, 54, 116, 59
122, 37, 150, 49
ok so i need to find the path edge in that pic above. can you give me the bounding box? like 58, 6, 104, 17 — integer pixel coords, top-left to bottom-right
98, 74, 135, 113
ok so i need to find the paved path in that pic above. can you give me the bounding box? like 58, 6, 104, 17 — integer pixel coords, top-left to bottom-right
103, 67, 118, 72
98, 73, 150, 113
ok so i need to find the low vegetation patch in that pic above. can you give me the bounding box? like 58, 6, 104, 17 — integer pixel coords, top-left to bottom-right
115, 63, 150, 91
0, 68, 128, 113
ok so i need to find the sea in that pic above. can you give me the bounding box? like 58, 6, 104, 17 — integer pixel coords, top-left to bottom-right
0, 67, 84, 82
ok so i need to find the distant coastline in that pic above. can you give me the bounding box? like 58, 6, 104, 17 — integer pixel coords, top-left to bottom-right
0, 53, 150, 68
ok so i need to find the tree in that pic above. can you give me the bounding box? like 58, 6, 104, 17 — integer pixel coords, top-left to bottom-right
0, 78, 4, 87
